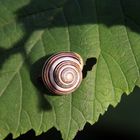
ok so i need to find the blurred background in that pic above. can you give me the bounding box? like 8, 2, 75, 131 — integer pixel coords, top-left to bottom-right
5, 86, 140, 140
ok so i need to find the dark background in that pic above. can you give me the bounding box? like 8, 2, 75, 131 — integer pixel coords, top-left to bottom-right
5, 86, 140, 140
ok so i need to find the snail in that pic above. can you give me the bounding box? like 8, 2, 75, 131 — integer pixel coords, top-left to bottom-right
42, 52, 83, 95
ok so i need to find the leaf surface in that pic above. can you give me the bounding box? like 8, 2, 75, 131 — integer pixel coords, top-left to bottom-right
0, 0, 140, 140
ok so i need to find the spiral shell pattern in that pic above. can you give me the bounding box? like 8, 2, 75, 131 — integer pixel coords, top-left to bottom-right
42, 52, 83, 95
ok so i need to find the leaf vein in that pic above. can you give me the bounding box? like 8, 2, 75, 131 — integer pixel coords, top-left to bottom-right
102, 51, 130, 92
15, 72, 22, 133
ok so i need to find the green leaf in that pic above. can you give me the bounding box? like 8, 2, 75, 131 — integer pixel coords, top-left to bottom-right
0, 0, 140, 140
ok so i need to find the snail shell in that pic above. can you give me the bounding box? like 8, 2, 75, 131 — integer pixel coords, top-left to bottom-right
42, 52, 83, 95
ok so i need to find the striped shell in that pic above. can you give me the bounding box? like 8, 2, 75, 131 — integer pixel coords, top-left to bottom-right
42, 52, 83, 95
